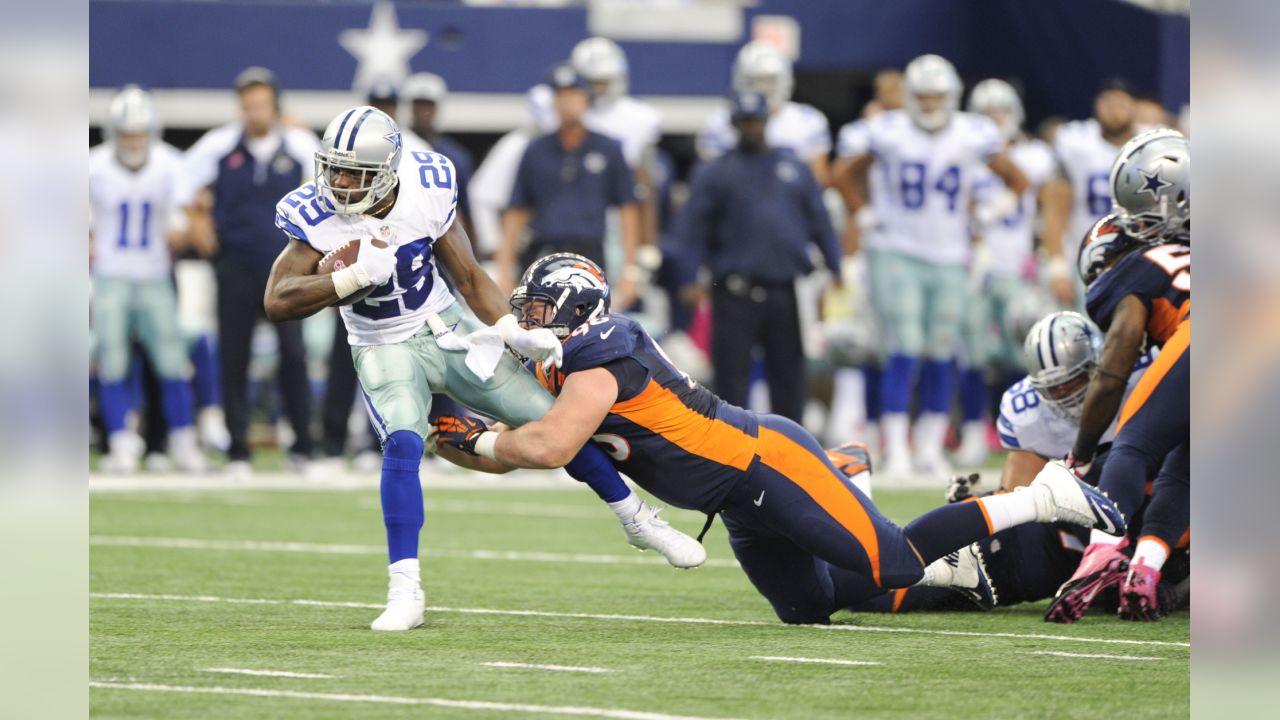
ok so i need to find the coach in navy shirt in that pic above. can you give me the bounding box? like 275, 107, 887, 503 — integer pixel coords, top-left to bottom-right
499, 63, 641, 308
679, 90, 841, 422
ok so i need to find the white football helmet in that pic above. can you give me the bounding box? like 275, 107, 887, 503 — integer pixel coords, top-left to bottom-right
732, 41, 792, 111
904, 54, 961, 132
315, 106, 403, 216
402, 72, 448, 105
572, 37, 629, 106
106, 85, 159, 168
1109, 128, 1190, 244
968, 78, 1023, 141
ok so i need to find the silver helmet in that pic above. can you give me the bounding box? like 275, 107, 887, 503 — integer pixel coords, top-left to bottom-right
732, 41, 792, 112
106, 85, 159, 168
1023, 311, 1104, 419
402, 72, 448, 105
903, 54, 961, 132
967, 78, 1023, 141
315, 106, 403, 215
1109, 128, 1190, 244
572, 37, 629, 106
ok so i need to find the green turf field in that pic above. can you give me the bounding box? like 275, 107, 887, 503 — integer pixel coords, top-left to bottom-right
89, 478, 1189, 719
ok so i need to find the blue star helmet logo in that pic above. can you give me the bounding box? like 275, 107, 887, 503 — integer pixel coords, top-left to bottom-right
1137, 167, 1170, 198
384, 129, 402, 153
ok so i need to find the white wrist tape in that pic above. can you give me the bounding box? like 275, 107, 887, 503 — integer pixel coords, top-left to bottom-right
475, 431, 500, 460
332, 264, 372, 299
495, 314, 521, 343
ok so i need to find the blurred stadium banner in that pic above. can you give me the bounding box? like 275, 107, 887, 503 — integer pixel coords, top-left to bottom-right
89, 0, 1188, 132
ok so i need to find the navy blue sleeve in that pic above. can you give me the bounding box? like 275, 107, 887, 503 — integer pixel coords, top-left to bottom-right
677, 161, 720, 278
561, 317, 639, 374
606, 139, 638, 206
508, 141, 537, 209
799, 162, 841, 274
1086, 255, 1164, 331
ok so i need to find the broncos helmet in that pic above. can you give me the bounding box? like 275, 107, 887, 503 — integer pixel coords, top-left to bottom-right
1077, 212, 1142, 287
1109, 128, 1190, 244
510, 254, 611, 338
315, 106, 403, 215
1023, 311, 1104, 420
732, 41, 793, 112
903, 54, 961, 132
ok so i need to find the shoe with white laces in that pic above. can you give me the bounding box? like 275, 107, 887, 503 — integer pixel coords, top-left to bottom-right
1029, 461, 1126, 536
169, 427, 209, 473
622, 503, 707, 569
932, 543, 999, 610
370, 562, 425, 631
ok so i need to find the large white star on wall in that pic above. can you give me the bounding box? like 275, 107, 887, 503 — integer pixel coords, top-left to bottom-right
339, 1, 428, 92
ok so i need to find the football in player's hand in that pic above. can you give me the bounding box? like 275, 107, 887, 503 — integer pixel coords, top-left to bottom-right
316, 238, 387, 305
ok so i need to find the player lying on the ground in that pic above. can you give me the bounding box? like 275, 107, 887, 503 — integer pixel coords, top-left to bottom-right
263, 107, 703, 632
1054, 130, 1191, 623
432, 253, 1126, 625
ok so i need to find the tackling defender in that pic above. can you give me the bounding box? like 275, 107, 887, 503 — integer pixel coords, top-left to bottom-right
263, 107, 703, 632
432, 253, 1125, 625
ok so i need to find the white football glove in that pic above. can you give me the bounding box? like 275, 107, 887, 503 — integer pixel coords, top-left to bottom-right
353, 237, 398, 287
496, 314, 563, 367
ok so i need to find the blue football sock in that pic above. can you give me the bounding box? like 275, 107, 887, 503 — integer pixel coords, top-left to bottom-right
881, 354, 918, 415
564, 442, 631, 503
98, 380, 133, 435
380, 430, 424, 564
190, 335, 222, 409
862, 365, 882, 422
959, 368, 987, 423
903, 501, 992, 564
919, 359, 955, 414
160, 379, 195, 430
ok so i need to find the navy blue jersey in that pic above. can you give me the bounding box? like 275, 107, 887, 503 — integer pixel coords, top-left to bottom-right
532, 314, 758, 513
1087, 243, 1190, 347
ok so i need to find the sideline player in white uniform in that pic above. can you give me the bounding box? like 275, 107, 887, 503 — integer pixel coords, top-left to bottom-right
573, 36, 664, 260
992, 311, 1153, 491
1041, 80, 1138, 306
264, 107, 704, 631
956, 79, 1060, 468
697, 41, 832, 186
833, 54, 1028, 477
90, 86, 206, 474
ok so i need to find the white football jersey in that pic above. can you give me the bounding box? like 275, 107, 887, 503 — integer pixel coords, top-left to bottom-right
89, 142, 196, 280
586, 96, 661, 169
697, 101, 831, 163
274, 150, 458, 346
973, 137, 1056, 277
838, 110, 1003, 265
1052, 119, 1125, 264
997, 347, 1157, 458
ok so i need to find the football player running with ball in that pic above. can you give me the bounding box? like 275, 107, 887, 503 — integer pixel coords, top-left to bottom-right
263, 107, 703, 632
432, 253, 1126, 625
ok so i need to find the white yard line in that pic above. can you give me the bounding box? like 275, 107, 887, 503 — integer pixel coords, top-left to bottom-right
90, 592, 1191, 649
88, 681, 735, 720
749, 656, 882, 667
199, 668, 336, 679
1029, 651, 1165, 661
481, 662, 612, 674
88, 471, 582, 493
89, 535, 740, 568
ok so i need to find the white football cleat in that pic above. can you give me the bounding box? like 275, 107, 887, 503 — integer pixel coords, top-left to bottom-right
953, 421, 989, 469
1030, 461, 1126, 536
370, 569, 425, 632
623, 504, 707, 569
101, 430, 143, 474
197, 406, 231, 452
931, 543, 998, 610
169, 427, 209, 473
223, 459, 253, 482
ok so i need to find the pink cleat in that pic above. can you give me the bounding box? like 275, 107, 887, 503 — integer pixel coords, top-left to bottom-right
1118, 559, 1163, 621
1044, 540, 1130, 624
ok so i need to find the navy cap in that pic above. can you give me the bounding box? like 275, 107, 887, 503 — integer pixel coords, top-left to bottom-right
730, 90, 769, 121
546, 62, 590, 92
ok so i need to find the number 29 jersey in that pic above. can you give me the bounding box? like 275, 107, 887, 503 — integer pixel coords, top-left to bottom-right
274, 151, 459, 346
1086, 243, 1190, 348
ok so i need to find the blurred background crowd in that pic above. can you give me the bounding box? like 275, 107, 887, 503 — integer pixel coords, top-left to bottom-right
87, 0, 1190, 481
